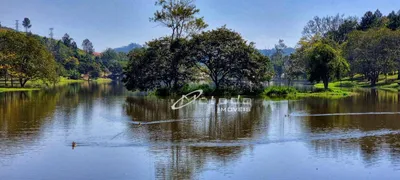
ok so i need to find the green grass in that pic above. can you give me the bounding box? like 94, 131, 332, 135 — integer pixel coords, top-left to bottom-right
0, 77, 113, 93
262, 86, 298, 97
93, 78, 113, 83
262, 86, 354, 99
295, 88, 355, 99
0, 87, 40, 93
314, 74, 400, 91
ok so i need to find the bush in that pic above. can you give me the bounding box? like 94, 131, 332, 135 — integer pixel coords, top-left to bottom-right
263, 86, 298, 97
180, 84, 214, 96
336, 81, 356, 88
68, 70, 81, 80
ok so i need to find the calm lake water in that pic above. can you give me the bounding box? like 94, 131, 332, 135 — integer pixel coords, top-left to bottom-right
1, 82, 400, 179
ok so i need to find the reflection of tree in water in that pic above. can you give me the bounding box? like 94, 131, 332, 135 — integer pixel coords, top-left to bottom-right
0, 82, 122, 163
124, 97, 266, 179
154, 146, 243, 180
0, 91, 58, 162
303, 89, 400, 168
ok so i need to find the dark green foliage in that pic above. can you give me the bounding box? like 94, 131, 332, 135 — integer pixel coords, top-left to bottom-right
344, 28, 400, 86
22, 17, 32, 32
123, 37, 194, 93
358, 10, 385, 31
190, 26, 272, 92
68, 69, 80, 80
82, 39, 94, 54
0, 29, 57, 87
387, 10, 400, 30
307, 41, 347, 89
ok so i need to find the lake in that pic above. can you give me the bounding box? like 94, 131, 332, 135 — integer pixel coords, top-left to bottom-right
1, 82, 400, 179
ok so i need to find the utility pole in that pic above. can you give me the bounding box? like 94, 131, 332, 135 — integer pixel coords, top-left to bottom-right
48, 28, 54, 50
15, 20, 19, 31
49, 28, 54, 39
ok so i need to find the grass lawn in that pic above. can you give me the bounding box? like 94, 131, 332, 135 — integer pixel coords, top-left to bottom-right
262, 86, 355, 99
314, 74, 400, 91
0, 87, 40, 93
0, 77, 113, 93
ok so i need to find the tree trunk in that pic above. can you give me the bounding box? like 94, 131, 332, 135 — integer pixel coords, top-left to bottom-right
323, 80, 329, 90
4, 70, 7, 87
398, 69, 400, 80
19, 78, 27, 87
370, 75, 378, 87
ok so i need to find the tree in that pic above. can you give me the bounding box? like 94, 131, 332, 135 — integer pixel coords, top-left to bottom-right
387, 10, 400, 30
71, 41, 78, 50
344, 28, 400, 86
306, 41, 347, 89
358, 10, 385, 31
302, 14, 347, 39
123, 37, 195, 93
82, 39, 94, 54
0, 30, 57, 87
285, 53, 306, 86
64, 56, 79, 70
62, 33, 73, 47
329, 18, 358, 44
100, 48, 118, 67
123, 48, 160, 91
190, 26, 272, 92
150, 0, 208, 41
22, 18, 32, 33
271, 39, 288, 79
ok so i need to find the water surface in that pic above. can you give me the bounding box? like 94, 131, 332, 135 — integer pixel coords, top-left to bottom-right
1, 83, 400, 179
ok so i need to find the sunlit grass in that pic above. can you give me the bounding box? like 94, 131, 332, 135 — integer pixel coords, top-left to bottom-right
262, 86, 355, 99
0, 87, 40, 93
315, 73, 400, 92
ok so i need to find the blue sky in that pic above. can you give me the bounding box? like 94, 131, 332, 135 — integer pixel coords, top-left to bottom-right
1, 0, 400, 52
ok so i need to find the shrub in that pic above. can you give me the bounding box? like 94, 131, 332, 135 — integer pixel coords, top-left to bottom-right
180, 84, 214, 96
263, 86, 297, 97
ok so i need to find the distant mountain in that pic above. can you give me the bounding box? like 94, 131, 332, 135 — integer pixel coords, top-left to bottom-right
258, 47, 295, 57
114, 43, 143, 53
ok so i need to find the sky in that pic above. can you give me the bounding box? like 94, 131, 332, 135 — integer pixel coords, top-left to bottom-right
1, 0, 400, 52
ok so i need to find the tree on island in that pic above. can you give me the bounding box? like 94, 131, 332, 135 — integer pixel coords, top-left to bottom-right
150, 0, 208, 41
190, 26, 272, 92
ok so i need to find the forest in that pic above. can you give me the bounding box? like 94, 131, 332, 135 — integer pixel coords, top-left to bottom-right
0, 17, 127, 87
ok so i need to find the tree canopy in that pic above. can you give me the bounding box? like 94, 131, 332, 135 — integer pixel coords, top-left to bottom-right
0, 30, 57, 87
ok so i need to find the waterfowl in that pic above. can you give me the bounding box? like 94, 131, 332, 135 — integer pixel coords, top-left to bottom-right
72, 141, 77, 149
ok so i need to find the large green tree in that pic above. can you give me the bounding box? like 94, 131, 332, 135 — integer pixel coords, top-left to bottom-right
190, 26, 272, 92
306, 41, 348, 89
0, 30, 57, 87
344, 28, 400, 85
123, 37, 194, 92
